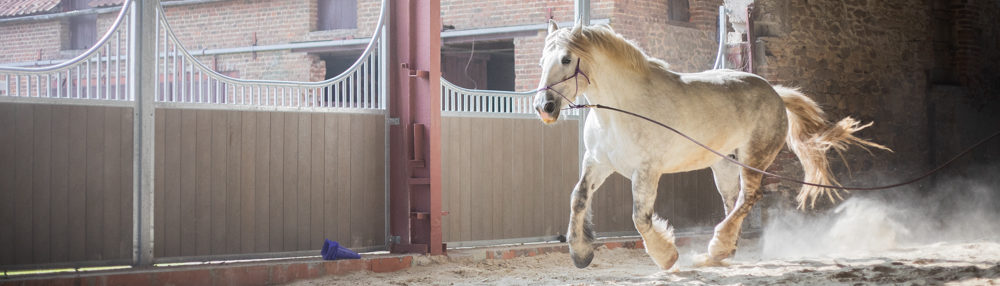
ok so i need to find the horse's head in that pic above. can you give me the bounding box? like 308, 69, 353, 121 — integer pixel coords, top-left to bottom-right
534, 20, 591, 124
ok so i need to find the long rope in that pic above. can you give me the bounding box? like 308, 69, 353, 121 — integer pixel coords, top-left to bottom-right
568, 103, 1000, 191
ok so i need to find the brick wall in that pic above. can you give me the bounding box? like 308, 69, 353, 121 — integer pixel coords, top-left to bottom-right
441, 0, 614, 30
611, 0, 721, 73
0, 21, 65, 63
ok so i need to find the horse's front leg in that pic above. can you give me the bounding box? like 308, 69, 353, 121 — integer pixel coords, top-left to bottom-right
631, 170, 679, 270
567, 156, 612, 268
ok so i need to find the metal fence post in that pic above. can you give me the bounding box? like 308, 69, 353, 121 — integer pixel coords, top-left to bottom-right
575, 0, 590, 170
131, 0, 159, 267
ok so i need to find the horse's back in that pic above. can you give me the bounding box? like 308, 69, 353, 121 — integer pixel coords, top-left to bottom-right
673, 69, 785, 123
600, 68, 787, 174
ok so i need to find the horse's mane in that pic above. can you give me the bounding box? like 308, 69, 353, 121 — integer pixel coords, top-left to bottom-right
546, 24, 670, 75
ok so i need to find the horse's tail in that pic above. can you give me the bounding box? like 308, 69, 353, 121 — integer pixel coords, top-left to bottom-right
774, 85, 891, 209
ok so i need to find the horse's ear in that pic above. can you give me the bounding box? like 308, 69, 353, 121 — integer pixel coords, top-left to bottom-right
547, 19, 558, 34
571, 19, 583, 35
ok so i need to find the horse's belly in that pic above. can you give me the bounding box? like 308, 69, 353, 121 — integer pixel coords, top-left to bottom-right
597, 129, 745, 176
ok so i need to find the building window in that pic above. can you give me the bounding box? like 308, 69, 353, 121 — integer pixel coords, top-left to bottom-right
64, 0, 97, 50
441, 40, 515, 91
317, 0, 358, 30
668, 0, 690, 23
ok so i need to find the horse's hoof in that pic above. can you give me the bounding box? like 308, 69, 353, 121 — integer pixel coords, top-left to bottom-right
707, 237, 736, 260
692, 253, 730, 268
654, 248, 679, 270
571, 251, 594, 268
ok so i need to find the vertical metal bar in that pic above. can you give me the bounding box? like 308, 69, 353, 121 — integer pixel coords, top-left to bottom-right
216, 79, 222, 104
86, 57, 91, 99
75, 67, 81, 98
575, 0, 591, 25
192, 66, 205, 103
358, 57, 368, 108
188, 62, 194, 103
172, 43, 178, 102
106, 45, 112, 99
96, 50, 102, 99
56, 73, 61, 98
324, 85, 330, 108
131, 0, 158, 267
576, 0, 590, 164
378, 2, 391, 249
180, 56, 186, 102
160, 26, 167, 101
366, 54, 373, 108
337, 81, 343, 108
153, 8, 159, 102
46, 74, 51, 98
119, 23, 125, 100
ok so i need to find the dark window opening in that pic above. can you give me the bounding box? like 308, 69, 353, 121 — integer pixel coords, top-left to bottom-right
668, 0, 691, 23
317, 0, 358, 30
441, 40, 515, 91
64, 0, 97, 50
320, 52, 381, 107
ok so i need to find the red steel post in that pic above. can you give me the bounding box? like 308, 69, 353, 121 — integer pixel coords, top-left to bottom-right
388, 0, 444, 255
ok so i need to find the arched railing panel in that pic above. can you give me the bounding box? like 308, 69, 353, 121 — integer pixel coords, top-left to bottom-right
440, 78, 579, 118
154, 0, 388, 112
0, 1, 133, 103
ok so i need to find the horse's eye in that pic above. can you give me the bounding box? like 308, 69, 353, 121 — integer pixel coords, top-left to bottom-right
561, 57, 572, 65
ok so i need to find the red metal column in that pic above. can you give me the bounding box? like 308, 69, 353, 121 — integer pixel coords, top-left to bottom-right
388, 0, 444, 255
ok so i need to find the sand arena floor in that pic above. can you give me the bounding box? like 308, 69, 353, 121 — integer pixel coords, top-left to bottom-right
288, 193, 1000, 286
286, 238, 1000, 285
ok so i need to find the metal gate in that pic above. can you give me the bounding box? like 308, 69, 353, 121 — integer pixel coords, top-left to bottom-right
0, 0, 389, 270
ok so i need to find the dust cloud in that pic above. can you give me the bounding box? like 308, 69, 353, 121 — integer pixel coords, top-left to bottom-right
760, 165, 1000, 260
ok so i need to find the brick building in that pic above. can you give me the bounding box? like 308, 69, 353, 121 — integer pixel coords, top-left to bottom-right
2, 0, 998, 204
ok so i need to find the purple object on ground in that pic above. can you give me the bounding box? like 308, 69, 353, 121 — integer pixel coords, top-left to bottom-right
322, 239, 361, 260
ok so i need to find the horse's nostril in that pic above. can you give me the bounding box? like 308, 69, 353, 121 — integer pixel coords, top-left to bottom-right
543, 102, 555, 113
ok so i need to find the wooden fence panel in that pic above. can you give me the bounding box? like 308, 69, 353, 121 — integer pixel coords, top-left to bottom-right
593, 170, 724, 234
153, 109, 385, 260
441, 117, 580, 243
441, 115, 726, 244
0, 102, 132, 268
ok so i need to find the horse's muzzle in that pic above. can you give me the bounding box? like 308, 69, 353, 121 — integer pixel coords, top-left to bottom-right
535, 100, 560, 124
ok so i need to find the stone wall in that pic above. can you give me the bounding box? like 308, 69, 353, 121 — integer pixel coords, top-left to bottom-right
752, 0, 1000, 208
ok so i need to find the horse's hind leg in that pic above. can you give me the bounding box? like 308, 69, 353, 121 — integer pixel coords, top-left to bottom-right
705, 141, 782, 265
710, 157, 741, 215
631, 170, 679, 270
567, 156, 613, 268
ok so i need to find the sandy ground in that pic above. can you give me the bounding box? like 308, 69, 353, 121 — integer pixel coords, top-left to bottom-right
288, 191, 1000, 286
286, 238, 1000, 286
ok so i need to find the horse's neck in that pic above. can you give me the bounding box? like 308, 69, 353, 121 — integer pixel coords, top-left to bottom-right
585, 56, 679, 110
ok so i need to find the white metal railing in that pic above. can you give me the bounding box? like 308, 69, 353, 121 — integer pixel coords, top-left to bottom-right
0, 0, 387, 113
441, 78, 579, 117
0, 0, 133, 102
153, 0, 388, 112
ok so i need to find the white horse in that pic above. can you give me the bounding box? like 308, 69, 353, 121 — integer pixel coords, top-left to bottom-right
533, 21, 887, 269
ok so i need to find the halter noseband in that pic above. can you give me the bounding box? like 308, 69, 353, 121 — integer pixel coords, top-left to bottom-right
539, 59, 590, 109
